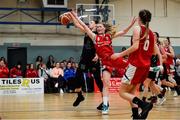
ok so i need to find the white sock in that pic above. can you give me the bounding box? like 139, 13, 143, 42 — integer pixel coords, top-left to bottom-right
103, 96, 108, 106
159, 86, 163, 91
156, 84, 163, 91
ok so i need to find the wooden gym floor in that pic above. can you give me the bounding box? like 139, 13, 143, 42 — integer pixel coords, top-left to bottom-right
0, 91, 179, 120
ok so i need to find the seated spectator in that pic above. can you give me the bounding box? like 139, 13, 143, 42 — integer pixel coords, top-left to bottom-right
46, 55, 55, 69
10, 62, 23, 78
26, 63, 38, 78
38, 63, 52, 93
38, 63, 49, 80
0, 60, 9, 78
25, 64, 30, 76
51, 62, 64, 78
35, 56, 43, 69
0, 57, 8, 67
63, 60, 67, 68
51, 62, 65, 93
71, 62, 78, 72
64, 62, 76, 92
26, 64, 30, 69
68, 57, 75, 63
60, 61, 66, 70
175, 58, 180, 85
64, 62, 76, 80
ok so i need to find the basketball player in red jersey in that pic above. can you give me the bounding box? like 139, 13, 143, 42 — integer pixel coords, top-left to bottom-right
157, 38, 173, 96
163, 38, 180, 96
112, 9, 155, 119
156, 38, 179, 97
68, 11, 136, 114
164, 37, 174, 72
142, 32, 166, 105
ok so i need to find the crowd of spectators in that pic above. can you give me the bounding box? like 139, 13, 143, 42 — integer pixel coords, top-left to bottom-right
1, 52, 180, 93
0, 55, 78, 93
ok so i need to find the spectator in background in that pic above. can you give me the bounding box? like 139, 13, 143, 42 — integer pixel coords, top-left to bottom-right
63, 60, 67, 68
0, 57, 8, 67
0, 59, 9, 78
64, 62, 76, 80
25, 64, 30, 76
38, 63, 49, 81
26, 64, 30, 70
60, 61, 66, 70
71, 62, 78, 72
46, 55, 55, 69
51, 62, 65, 93
175, 58, 180, 85
38, 63, 51, 93
36, 56, 43, 69
10, 62, 23, 78
26, 63, 38, 78
68, 57, 75, 63
64, 62, 76, 92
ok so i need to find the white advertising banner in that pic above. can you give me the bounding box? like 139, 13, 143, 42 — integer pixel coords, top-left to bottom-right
0, 78, 44, 95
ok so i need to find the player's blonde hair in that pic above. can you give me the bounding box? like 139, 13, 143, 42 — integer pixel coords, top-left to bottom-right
104, 23, 116, 38
158, 38, 165, 46
98, 22, 117, 38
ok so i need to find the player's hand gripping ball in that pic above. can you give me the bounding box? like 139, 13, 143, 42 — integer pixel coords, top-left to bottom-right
59, 13, 71, 25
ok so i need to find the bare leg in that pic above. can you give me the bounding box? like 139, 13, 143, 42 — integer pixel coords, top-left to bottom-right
101, 70, 111, 114
142, 78, 151, 101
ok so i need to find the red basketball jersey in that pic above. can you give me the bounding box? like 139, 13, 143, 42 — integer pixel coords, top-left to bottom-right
95, 34, 114, 61
164, 46, 174, 65
128, 26, 155, 67
94, 34, 128, 70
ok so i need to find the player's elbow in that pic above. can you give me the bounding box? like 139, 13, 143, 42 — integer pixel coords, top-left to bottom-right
133, 43, 139, 51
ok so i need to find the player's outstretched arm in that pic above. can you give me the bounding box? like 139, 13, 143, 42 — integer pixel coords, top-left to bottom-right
70, 11, 96, 40
111, 26, 140, 59
113, 17, 137, 38
68, 12, 85, 32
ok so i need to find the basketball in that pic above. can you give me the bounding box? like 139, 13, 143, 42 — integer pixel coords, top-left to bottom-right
59, 13, 71, 25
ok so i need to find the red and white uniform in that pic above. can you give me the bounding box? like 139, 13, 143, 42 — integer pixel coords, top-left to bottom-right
122, 26, 155, 85
158, 44, 166, 64
95, 34, 128, 73
164, 46, 174, 74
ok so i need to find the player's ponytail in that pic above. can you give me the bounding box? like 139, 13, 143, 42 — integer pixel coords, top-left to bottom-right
139, 9, 152, 40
